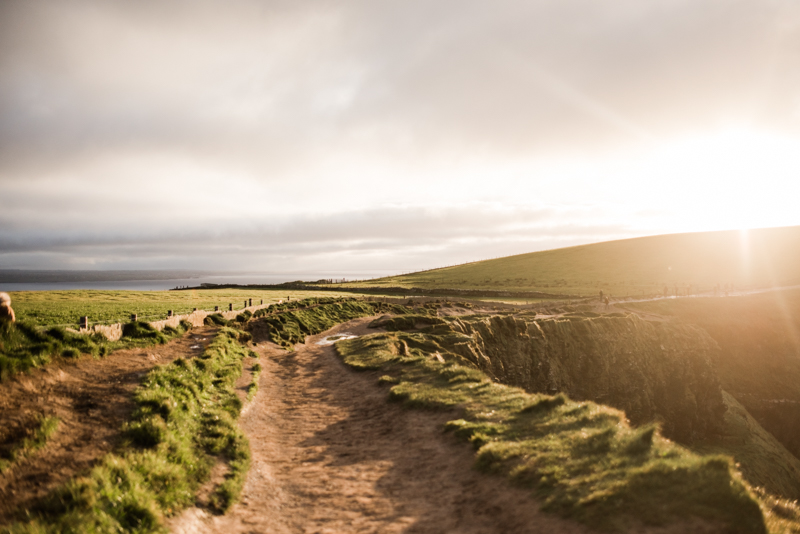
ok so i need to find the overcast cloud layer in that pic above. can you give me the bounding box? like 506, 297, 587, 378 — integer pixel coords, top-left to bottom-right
2, 0, 800, 274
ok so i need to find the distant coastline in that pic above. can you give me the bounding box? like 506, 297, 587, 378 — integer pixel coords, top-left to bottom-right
0, 270, 391, 292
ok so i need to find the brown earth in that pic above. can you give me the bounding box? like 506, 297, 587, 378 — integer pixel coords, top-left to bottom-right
169, 317, 718, 534
0, 326, 217, 526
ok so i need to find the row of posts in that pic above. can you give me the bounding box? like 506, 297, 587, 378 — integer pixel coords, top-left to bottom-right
79, 298, 273, 328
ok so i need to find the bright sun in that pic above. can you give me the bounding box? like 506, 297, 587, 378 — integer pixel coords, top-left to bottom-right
583, 128, 800, 233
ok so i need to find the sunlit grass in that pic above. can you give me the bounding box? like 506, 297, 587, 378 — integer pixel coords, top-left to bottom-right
0, 320, 192, 381
340, 226, 800, 297
8, 288, 372, 327
8, 327, 251, 532
335, 332, 796, 533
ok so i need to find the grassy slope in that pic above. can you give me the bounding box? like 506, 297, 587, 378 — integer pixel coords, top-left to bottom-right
693, 392, 800, 501
0, 320, 193, 381
336, 331, 800, 533
624, 290, 800, 500
7, 289, 366, 328
7, 327, 251, 533
623, 289, 800, 407
344, 226, 800, 297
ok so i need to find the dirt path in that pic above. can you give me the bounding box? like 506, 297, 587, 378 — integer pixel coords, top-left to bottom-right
171, 317, 592, 534
0, 326, 217, 526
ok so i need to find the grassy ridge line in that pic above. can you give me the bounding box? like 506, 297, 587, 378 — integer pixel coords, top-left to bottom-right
342, 226, 800, 297
6, 327, 252, 534
254, 298, 408, 349
0, 416, 59, 474
0, 320, 193, 382
336, 332, 800, 533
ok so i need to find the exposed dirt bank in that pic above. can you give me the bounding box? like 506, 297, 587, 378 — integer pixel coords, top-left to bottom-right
454, 313, 725, 443
0, 326, 216, 526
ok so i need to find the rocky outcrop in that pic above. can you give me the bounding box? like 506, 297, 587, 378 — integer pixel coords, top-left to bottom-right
444, 313, 726, 443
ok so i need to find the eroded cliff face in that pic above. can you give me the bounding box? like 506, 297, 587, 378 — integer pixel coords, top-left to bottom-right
442, 313, 726, 443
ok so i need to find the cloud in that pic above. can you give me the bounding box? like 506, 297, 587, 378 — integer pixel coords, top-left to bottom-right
0, 203, 633, 271
1, 0, 799, 271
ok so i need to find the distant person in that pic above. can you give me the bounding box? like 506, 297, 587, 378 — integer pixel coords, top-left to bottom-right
0, 292, 15, 323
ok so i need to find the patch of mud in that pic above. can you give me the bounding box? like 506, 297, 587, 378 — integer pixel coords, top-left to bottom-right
0, 326, 217, 527
315, 332, 359, 346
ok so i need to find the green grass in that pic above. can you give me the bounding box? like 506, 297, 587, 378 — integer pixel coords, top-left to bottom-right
8, 289, 371, 328
341, 226, 800, 297
0, 415, 60, 474
247, 362, 262, 402
335, 331, 800, 533
255, 297, 407, 349
7, 327, 252, 533
0, 320, 192, 382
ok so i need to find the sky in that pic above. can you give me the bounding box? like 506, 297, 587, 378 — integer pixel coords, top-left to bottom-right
2, 0, 800, 276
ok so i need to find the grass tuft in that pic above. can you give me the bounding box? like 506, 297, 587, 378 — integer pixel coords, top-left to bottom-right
246, 362, 262, 402
0, 415, 60, 473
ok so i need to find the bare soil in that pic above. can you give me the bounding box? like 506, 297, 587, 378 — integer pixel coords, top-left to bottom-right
169, 317, 595, 534
0, 326, 217, 526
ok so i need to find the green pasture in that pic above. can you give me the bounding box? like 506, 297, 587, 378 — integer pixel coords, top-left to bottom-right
7, 288, 367, 327
341, 226, 800, 298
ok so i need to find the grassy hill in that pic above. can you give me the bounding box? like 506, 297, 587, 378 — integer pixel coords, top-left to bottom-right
345, 225, 800, 297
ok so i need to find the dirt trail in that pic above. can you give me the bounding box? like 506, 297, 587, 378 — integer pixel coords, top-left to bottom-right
0, 326, 217, 526
171, 317, 593, 534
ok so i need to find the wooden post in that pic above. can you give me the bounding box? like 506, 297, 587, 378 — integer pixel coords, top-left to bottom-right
130, 314, 137, 322
249, 298, 252, 307
229, 303, 232, 311
244, 300, 247, 309
193, 307, 197, 312
80, 316, 89, 329
215, 305, 219, 312
168, 310, 173, 317
260, 299, 263, 305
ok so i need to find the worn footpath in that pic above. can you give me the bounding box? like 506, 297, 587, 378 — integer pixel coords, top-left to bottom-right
171, 317, 592, 534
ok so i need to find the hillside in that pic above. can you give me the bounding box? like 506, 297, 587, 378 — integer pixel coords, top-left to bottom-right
343, 226, 800, 297
624, 289, 800, 464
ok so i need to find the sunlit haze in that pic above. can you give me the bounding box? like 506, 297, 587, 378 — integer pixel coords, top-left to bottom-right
2, 1, 799, 276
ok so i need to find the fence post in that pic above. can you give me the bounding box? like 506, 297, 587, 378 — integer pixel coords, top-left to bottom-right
229, 303, 232, 311
168, 310, 173, 317
80, 316, 89, 329
215, 306, 219, 312
130, 314, 137, 322
193, 307, 197, 312
243, 300, 247, 309
249, 298, 252, 307
261, 299, 263, 305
